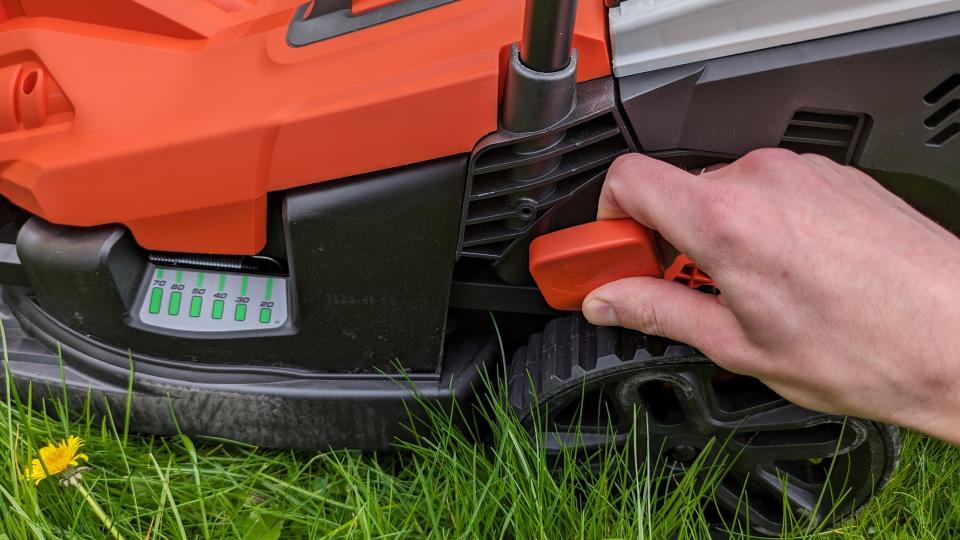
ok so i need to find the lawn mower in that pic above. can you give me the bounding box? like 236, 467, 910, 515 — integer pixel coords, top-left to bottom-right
0, 0, 958, 534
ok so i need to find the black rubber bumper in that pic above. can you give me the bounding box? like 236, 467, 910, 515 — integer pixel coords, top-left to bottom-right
1, 288, 495, 450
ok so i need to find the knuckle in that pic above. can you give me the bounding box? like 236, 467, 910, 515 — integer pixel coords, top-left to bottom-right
699, 185, 748, 244
630, 298, 670, 337
843, 164, 873, 183
608, 153, 643, 179
798, 151, 828, 161
603, 155, 640, 198
707, 340, 760, 374
799, 152, 848, 177
737, 147, 798, 173
798, 152, 832, 165
628, 301, 667, 337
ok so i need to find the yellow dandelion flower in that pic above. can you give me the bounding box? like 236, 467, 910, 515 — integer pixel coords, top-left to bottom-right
24, 435, 89, 485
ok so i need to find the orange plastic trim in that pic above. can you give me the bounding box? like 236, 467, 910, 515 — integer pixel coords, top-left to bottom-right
0, 59, 73, 134
0, 64, 19, 131
529, 219, 662, 311
664, 254, 716, 289
0, 0, 612, 254
15, 0, 207, 39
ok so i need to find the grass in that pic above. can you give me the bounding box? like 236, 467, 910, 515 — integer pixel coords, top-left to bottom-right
1, 360, 959, 538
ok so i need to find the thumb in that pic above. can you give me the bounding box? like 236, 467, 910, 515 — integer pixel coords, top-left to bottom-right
582, 276, 747, 361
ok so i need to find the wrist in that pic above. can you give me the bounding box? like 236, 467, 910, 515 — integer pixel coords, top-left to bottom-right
916, 405, 960, 446
905, 284, 960, 445
904, 342, 960, 445
935, 368, 960, 445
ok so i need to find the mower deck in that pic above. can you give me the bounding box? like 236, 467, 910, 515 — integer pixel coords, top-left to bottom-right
1, 287, 495, 450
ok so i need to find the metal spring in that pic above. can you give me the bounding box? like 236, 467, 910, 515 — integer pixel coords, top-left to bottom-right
148, 253, 282, 273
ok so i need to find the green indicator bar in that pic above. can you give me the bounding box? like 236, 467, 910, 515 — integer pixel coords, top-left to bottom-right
259, 308, 271, 324
212, 299, 224, 319
196, 272, 204, 288
156, 268, 165, 280
234, 303, 247, 321
189, 296, 202, 317
264, 278, 274, 301
168, 291, 182, 316
240, 276, 249, 296
175, 270, 183, 284
148, 288, 163, 314
218, 274, 226, 293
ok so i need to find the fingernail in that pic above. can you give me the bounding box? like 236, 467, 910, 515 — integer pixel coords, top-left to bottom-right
583, 300, 619, 326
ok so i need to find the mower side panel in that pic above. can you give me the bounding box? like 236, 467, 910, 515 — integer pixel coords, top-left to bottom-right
0, 0, 611, 255
2, 157, 498, 449
283, 157, 465, 373
14, 157, 467, 373
2, 293, 497, 449
619, 12, 960, 234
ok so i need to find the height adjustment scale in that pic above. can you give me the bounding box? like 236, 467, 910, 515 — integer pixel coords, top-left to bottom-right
137, 267, 288, 332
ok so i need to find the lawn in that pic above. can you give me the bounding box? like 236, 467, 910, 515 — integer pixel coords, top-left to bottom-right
2, 356, 959, 539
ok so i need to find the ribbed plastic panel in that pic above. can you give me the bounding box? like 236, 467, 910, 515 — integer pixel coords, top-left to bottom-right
778, 110, 864, 164
923, 73, 959, 147
458, 77, 636, 263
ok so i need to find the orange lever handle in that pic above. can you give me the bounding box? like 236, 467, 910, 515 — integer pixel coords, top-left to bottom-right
529, 219, 716, 311
529, 219, 662, 311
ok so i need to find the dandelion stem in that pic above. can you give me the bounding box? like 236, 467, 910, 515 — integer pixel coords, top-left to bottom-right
75, 480, 124, 540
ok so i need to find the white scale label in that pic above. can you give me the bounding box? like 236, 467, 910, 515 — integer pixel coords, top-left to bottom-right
138, 267, 288, 332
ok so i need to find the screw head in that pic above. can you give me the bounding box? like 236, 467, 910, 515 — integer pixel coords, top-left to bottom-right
513, 197, 539, 221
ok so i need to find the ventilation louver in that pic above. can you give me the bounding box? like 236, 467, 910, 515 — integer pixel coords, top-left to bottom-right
778, 110, 864, 164
459, 78, 634, 263
923, 74, 959, 147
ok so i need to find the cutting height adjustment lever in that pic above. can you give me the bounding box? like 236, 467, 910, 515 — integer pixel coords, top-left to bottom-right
529, 219, 715, 311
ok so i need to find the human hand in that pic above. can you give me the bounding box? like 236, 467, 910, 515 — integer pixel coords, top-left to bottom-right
582, 149, 960, 444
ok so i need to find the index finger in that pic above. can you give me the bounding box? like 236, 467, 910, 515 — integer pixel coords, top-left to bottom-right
598, 153, 715, 255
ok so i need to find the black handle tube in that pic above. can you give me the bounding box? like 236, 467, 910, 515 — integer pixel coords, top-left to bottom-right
519, 0, 579, 73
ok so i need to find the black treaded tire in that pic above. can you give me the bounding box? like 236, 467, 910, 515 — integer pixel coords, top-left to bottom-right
508, 315, 900, 537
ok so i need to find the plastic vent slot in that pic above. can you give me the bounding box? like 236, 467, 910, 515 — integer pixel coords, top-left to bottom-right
923, 74, 959, 147
459, 78, 634, 263
778, 110, 863, 164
